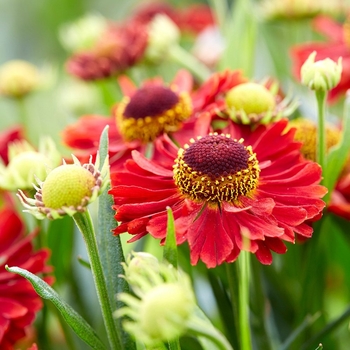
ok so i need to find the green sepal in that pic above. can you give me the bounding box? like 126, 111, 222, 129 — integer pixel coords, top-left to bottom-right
5, 265, 107, 350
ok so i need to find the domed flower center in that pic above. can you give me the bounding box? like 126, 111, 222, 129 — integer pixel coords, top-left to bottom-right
173, 134, 260, 204
41, 164, 96, 210
289, 118, 341, 161
115, 85, 192, 143
343, 16, 350, 48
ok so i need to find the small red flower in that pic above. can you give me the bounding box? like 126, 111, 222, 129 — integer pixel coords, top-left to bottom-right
61, 70, 194, 170
66, 20, 148, 81
0, 196, 52, 349
291, 15, 350, 102
109, 119, 326, 268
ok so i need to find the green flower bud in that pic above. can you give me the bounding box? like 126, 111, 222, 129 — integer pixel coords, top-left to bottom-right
301, 51, 342, 91
226, 82, 276, 115
224, 81, 298, 125
17, 154, 109, 220
59, 13, 108, 53
0, 60, 41, 98
0, 137, 61, 191
116, 253, 196, 345
145, 14, 180, 63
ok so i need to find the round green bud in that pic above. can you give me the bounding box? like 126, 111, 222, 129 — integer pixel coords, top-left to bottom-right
42, 164, 96, 209
301, 51, 342, 91
225, 82, 276, 115
139, 283, 194, 342
5, 151, 49, 189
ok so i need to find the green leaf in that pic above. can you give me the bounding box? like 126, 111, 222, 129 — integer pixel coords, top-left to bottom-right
5, 265, 107, 350
163, 207, 178, 268
97, 126, 136, 350
324, 96, 350, 203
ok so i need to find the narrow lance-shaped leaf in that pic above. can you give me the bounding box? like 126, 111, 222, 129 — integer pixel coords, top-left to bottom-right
5, 265, 107, 350
97, 125, 135, 350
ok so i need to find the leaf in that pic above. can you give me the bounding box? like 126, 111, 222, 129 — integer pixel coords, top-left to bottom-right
5, 265, 107, 350
97, 126, 136, 350
324, 96, 350, 203
163, 207, 178, 268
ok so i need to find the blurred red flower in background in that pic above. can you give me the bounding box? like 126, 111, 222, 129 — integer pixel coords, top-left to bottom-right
0, 195, 52, 349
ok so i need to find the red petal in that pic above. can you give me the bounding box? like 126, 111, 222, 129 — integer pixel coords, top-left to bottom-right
187, 207, 233, 268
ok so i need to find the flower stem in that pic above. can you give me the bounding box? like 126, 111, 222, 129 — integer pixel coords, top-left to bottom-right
315, 90, 327, 184
169, 44, 211, 82
239, 252, 252, 350
73, 211, 122, 350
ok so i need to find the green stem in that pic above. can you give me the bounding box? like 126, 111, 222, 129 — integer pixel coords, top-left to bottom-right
169, 45, 211, 82
73, 211, 122, 350
315, 90, 327, 184
225, 263, 241, 349
238, 251, 252, 350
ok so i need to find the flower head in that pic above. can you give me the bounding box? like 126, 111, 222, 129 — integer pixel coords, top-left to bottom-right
59, 13, 108, 53
0, 137, 61, 191
66, 20, 148, 81
110, 119, 327, 267
116, 252, 196, 345
291, 15, 350, 102
144, 14, 180, 63
0, 196, 52, 348
301, 51, 342, 91
191, 72, 296, 127
61, 70, 194, 170
287, 117, 341, 160
115, 83, 192, 143
0, 60, 41, 98
17, 154, 109, 220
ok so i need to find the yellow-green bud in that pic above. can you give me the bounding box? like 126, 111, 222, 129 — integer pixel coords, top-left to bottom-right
17, 154, 109, 220
138, 283, 194, 342
0, 60, 40, 98
226, 82, 276, 115
145, 14, 180, 63
116, 253, 197, 345
59, 13, 108, 53
0, 137, 61, 191
301, 51, 342, 91
42, 164, 96, 209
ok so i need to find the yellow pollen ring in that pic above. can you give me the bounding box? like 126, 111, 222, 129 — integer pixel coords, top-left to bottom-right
115, 91, 192, 143
173, 136, 261, 205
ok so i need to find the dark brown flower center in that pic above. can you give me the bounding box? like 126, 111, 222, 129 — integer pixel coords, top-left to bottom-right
173, 134, 260, 204
123, 86, 179, 119
115, 85, 192, 143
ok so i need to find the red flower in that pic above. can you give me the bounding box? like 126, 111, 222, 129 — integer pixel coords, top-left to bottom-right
61, 70, 194, 170
329, 173, 350, 220
66, 20, 148, 81
291, 15, 350, 102
109, 119, 326, 268
0, 197, 52, 349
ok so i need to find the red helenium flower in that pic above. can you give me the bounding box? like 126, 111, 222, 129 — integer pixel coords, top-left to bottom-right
291, 15, 350, 102
61, 70, 194, 170
109, 119, 327, 268
329, 172, 350, 220
0, 201, 52, 349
